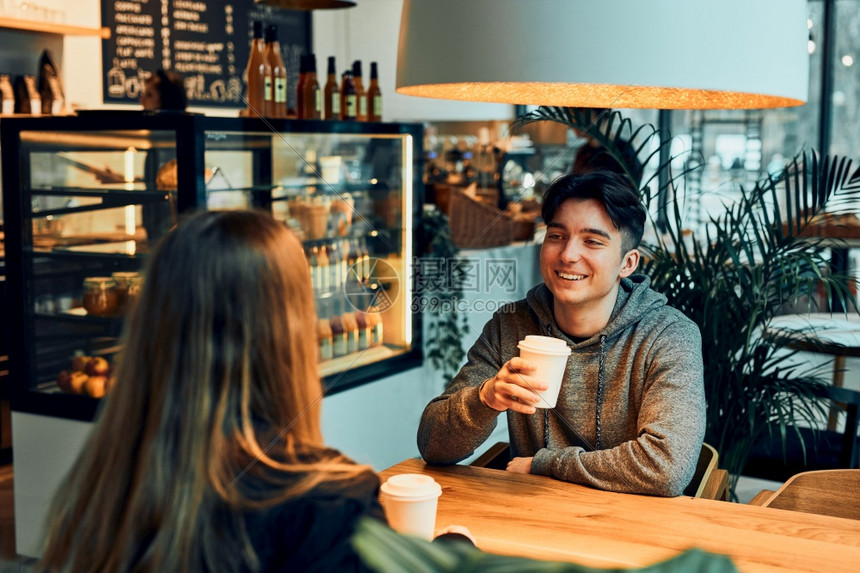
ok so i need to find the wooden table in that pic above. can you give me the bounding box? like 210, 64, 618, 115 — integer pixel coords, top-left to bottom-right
380, 459, 860, 572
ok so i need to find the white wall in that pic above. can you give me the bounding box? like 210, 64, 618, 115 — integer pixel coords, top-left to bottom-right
11, 412, 94, 557
312, 0, 513, 122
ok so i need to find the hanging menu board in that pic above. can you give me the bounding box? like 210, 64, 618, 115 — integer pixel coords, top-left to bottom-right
101, 0, 310, 109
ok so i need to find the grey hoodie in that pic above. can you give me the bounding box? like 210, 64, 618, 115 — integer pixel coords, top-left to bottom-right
417, 275, 705, 497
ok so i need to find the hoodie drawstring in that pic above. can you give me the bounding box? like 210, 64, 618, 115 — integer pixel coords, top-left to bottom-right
595, 334, 607, 451
543, 332, 607, 452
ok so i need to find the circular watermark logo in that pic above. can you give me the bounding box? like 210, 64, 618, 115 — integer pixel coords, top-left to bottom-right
344, 257, 400, 313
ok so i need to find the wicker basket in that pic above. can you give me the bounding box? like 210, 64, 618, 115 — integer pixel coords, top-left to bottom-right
449, 186, 518, 249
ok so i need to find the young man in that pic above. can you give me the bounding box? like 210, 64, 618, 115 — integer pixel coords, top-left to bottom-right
417, 170, 705, 497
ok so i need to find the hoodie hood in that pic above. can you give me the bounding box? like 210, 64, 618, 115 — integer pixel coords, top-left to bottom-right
525, 274, 667, 345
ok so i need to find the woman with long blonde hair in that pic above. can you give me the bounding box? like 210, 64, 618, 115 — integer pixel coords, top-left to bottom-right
39, 209, 383, 572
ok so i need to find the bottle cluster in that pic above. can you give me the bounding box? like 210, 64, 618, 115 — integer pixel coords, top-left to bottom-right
304, 236, 371, 296
244, 21, 382, 122
317, 301, 383, 362
1, 50, 66, 116
334, 59, 382, 122
305, 236, 384, 361
244, 20, 287, 118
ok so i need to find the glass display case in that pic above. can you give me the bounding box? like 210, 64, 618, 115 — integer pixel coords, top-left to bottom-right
1, 112, 423, 421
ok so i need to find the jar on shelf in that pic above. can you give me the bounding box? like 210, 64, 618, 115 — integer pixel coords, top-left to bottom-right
112, 271, 144, 315
82, 277, 118, 317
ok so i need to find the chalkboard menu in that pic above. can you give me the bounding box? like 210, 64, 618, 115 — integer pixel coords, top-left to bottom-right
101, 0, 310, 109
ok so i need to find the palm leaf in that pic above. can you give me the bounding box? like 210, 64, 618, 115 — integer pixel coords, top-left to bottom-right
350, 516, 739, 573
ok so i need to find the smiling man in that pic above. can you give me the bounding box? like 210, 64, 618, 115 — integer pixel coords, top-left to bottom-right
417, 170, 705, 497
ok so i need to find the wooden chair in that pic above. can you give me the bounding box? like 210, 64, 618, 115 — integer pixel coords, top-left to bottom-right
747, 469, 860, 521
471, 441, 729, 500
470, 441, 511, 471
683, 442, 729, 500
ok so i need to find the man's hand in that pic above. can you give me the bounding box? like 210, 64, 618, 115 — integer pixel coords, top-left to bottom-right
506, 457, 533, 474
478, 357, 547, 414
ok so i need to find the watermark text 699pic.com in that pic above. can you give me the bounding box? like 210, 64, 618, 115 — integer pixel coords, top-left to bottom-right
411, 257, 520, 314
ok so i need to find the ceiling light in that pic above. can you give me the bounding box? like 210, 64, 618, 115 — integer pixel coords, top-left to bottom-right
396, 0, 808, 109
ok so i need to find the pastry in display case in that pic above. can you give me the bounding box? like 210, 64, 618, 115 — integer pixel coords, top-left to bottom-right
1, 112, 423, 422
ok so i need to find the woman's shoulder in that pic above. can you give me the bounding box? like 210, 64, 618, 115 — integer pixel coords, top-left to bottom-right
245, 462, 383, 572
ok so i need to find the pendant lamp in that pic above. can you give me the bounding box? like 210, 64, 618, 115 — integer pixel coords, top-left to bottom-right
396, 0, 808, 109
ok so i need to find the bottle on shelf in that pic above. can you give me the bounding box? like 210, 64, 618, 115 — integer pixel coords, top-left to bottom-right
317, 318, 333, 361
296, 54, 308, 118
367, 61, 382, 122
264, 24, 288, 118
301, 54, 321, 120
367, 311, 384, 347
323, 56, 340, 121
342, 311, 359, 354
14, 75, 41, 115
339, 70, 357, 121
352, 60, 367, 122
338, 238, 350, 288
328, 239, 343, 292
0, 75, 15, 114
344, 238, 356, 276
358, 237, 371, 283
346, 238, 363, 283
244, 20, 271, 118
317, 243, 331, 294
355, 311, 371, 351
330, 301, 347, 358
306, 245, 319, 292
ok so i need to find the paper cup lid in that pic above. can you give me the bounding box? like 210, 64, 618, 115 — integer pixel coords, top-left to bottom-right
523, 335, 567, 349
380, 473, 442, 499
519, 335, 571, 355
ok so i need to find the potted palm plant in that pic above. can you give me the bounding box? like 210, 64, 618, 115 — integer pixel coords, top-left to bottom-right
513, 107, 860, 496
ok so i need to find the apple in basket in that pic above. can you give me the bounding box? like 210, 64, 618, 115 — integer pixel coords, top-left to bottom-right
85, 356, 110, 376
84, 375, 108, 399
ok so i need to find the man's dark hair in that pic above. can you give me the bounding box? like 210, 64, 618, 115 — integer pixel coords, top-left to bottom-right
155, 69, 187, 110
541, 170, 646, 252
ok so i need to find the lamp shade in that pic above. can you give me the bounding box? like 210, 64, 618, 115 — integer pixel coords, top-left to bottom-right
396, 0, 809, 109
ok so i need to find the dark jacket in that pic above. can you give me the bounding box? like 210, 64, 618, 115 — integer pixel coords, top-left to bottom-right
239, 450, 385, 572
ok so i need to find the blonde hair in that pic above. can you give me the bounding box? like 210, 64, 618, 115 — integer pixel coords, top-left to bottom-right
40, 210, 369, 572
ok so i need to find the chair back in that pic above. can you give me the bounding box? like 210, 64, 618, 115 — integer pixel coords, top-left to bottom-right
684, 442, 729, 500
759, 469, 860, 520
470, 442, 510, 470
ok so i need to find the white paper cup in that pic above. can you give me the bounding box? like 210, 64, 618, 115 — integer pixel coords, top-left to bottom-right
319, 156, 342, 185
518, 335, 571, 408
379, 473, 442, 540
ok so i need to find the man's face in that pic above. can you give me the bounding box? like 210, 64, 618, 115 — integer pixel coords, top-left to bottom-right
540, 198, 638, 314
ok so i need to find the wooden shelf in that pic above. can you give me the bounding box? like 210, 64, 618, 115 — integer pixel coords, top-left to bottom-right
0, 16, 110, 38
